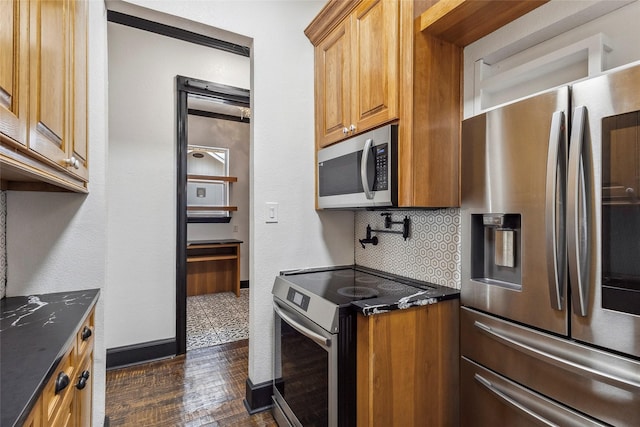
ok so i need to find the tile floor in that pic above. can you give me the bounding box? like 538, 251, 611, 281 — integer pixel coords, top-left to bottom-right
186, 288, 249, 351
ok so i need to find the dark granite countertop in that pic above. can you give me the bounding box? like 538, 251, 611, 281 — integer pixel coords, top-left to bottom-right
0, 289, 100, 427
350, 267, 460, 316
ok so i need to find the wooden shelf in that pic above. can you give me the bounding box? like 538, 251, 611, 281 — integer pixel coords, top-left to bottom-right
187, 175, 238, 182
187, 254, 238, 262
186, 242, 241, 297
187, 206, 238, 212
418, 0, 549, 47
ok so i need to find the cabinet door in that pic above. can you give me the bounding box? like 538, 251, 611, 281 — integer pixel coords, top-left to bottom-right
75, 353, 93, 427
23, 396, 43, 427
28, 0, 70, 169
0, 0, 29, 146
315, 18, 352, 148
68, 0, 88, 181
50, 395, 74, 427
43, 345, 76, 426
351, 0, 399, 133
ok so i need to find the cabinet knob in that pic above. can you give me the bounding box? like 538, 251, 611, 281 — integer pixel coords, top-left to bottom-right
64, 157, 80, 169
55, 372, 70, 394
343, 127, 349, 135
81, 325, 92, 341
349, 124, 356, 133
76, 370, 90, 390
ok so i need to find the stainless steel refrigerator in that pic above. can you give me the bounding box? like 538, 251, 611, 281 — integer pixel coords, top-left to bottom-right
461, 62, 640, 426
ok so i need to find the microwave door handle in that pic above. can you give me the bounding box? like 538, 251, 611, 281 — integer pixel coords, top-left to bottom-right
361, 138, 374, 200
545, 111, 567, 311
567, 106, 590, 317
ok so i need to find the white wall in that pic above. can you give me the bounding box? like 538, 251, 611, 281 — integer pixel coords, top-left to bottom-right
5, 2, 109, 424
108, 0, 354, 385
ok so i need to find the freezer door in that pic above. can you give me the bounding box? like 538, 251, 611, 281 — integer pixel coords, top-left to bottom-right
461, 307, 640, 426
461, 358, 607, 427
461, 87, 569, 335
570, 62, 640, 358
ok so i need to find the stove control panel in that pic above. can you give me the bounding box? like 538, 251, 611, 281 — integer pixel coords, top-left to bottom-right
287, 287, 310, 311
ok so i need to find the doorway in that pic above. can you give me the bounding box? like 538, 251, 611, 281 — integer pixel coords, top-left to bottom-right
176, 76, 251, 354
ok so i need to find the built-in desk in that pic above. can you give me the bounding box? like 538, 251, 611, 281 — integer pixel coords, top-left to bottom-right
186, 239, 242, 297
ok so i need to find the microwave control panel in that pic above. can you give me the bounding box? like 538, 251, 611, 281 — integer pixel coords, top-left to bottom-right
374, 144, 388, 191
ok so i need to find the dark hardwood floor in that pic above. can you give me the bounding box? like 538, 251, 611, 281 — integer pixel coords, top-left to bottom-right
106, 339, 276, 426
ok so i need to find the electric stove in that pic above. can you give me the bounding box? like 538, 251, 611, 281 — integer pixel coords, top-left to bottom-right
271, 265, 458, 427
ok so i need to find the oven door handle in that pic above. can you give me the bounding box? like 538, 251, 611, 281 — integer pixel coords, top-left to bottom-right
273, 302, 331, 348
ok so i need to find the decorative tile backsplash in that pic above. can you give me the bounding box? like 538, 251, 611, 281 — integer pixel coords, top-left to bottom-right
355, 209, 461, 289
1, 190, 6, 299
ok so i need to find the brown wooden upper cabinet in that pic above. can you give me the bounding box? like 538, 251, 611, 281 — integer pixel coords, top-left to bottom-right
307, 0, 462, 207
313, 0, 399, 149
306, 0, 549, 208
0, 0, 89, 192
0, 0, 29, 147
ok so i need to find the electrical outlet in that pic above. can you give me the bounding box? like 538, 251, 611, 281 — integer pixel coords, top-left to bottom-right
233, 225, 239, 232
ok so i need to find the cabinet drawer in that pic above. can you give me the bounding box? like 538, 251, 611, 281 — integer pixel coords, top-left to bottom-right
76, 309, 95, 360
43, 345, 76, 423
461, 307, 640, 426
461, 357, 604, 427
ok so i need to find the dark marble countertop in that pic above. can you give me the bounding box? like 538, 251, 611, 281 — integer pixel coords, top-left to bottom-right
350, 267, 460, 316
0, 289, 100, 427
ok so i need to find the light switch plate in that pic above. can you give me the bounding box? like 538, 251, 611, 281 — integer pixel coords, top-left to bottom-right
265, 202, 279, 223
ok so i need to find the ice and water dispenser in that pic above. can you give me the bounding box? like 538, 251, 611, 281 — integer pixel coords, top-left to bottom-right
470, 213, 522, 290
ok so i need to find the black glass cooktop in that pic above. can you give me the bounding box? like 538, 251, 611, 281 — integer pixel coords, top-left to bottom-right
280, 266, 435, 307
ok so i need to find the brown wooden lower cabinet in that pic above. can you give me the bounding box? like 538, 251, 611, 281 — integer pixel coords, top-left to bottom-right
357, 299, 460, 427
186, 241, 241, 297
23, 307, 95, 427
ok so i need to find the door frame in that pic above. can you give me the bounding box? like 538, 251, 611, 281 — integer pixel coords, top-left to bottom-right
175, 75, 250, 354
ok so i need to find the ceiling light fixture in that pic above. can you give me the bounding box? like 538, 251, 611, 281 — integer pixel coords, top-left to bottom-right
238, 107, 251, 120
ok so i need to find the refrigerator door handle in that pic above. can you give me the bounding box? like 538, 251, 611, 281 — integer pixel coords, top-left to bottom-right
474, 374, 560, 427
474, 320, 640, 392
567, 106, 591, 316
545, 111, 567, 310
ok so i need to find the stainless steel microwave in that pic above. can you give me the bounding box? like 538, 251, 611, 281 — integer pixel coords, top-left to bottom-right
317, 124, 398, 209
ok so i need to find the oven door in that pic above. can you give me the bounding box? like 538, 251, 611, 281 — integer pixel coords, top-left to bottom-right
273, 299, 338, 427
